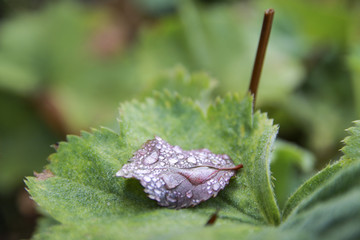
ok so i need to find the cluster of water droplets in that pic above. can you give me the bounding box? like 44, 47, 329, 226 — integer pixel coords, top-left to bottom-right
116, 136, 238, 209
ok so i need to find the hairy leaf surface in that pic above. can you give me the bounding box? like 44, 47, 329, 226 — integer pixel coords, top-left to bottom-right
26, 88, 280, 240
282, 121, 360, 219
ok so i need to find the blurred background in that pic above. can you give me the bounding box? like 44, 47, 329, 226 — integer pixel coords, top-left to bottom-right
0, 0, 359, 239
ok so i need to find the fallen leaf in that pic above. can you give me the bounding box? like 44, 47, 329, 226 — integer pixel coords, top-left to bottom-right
116, 136, 243, 209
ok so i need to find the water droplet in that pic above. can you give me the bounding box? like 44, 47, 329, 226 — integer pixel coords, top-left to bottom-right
169, 158, 178, 164
115, 169, 126, 177
143, 151, 159, 165
219, 177, 225, 187
211, 159, 219, 164
161, 174, 182, 189
187, 156, 196, 164
136, 169, 151, 175
166, 195, 177, 203
222, 154, 230, 160
154, 189, 162, 195
186, 190, 193, 198
173, 146, 182, 153
143, 176, 151, 182
212, 182, 220, 191
208, 190, 213, 195
156, 181, 163, 188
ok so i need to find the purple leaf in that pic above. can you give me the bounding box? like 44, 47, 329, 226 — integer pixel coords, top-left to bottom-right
116, 136, 243, 209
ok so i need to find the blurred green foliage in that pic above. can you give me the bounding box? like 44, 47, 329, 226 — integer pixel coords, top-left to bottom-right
270, 140, 315, 209
0, 0, 359, 238
0, 91, 58, 193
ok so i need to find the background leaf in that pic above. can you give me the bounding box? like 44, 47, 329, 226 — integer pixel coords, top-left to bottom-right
270, 140, 315, 209
280, 161, 360, 240
282, 121, 360, 220
0, 91, 58, 194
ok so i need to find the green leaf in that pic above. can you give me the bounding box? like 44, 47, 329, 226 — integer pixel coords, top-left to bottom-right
282, 161, 344, 220
341, 120, 360, 161
0, 2, 145, 130
141, 65, 216, 107
270, 140, 315, 209
280, 161, 360, 240
32, 211, 256, 240
26, 89, 280, 238
282, 121, 360, 220
119, 92, 280, 224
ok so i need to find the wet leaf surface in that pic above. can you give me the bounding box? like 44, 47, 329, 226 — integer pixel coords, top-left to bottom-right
117, 136, 243, 208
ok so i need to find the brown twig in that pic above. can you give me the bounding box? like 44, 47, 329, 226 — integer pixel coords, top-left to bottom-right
205, 209, 220, 226
248, 9, 275, 107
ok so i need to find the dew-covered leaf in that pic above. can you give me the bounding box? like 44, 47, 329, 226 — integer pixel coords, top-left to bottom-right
116, 136, 243, 209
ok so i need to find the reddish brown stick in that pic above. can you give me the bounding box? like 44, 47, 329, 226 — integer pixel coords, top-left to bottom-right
205, 209, 220, 226
248, 9, 275, 107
